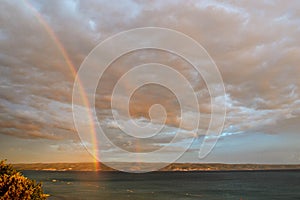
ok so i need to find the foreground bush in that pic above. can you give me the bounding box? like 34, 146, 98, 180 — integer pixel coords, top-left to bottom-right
0, 160, 48, 200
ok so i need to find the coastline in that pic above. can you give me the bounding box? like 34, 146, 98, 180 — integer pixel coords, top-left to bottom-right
13, 162, 300, 172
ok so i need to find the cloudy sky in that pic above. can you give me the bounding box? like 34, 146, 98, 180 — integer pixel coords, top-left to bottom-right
1, 0, 300, 164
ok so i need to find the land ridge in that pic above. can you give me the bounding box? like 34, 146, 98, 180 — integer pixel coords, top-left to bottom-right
12, 162, 300, 172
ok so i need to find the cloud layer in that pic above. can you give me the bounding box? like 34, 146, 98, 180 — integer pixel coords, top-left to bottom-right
0, 0, 299, 163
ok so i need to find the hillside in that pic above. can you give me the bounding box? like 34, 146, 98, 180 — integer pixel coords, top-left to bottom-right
12, 162, 300, 172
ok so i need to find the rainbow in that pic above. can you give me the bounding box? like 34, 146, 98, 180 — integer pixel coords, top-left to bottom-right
23, 0, 100, 171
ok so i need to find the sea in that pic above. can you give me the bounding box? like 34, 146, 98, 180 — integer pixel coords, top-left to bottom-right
22, 170, 300, 200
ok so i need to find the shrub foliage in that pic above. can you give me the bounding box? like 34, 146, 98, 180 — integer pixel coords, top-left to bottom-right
0, 160, 47, 200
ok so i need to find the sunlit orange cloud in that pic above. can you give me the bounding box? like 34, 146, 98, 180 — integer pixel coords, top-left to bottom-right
0, 0, 299, 164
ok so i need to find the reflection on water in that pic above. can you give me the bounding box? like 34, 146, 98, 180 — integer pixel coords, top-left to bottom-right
23, 171, 300, 200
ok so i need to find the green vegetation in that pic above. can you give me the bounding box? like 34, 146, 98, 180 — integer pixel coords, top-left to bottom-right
0, 160, 48, 200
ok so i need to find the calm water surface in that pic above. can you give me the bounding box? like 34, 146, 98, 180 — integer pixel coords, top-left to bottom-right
23, 170, 300, 200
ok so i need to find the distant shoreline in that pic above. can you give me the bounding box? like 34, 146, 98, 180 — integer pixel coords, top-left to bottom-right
13, 162, 300, 172
20, 169, 300, 173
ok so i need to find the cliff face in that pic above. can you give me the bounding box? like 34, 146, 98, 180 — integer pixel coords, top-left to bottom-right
12, 162, 300, 172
